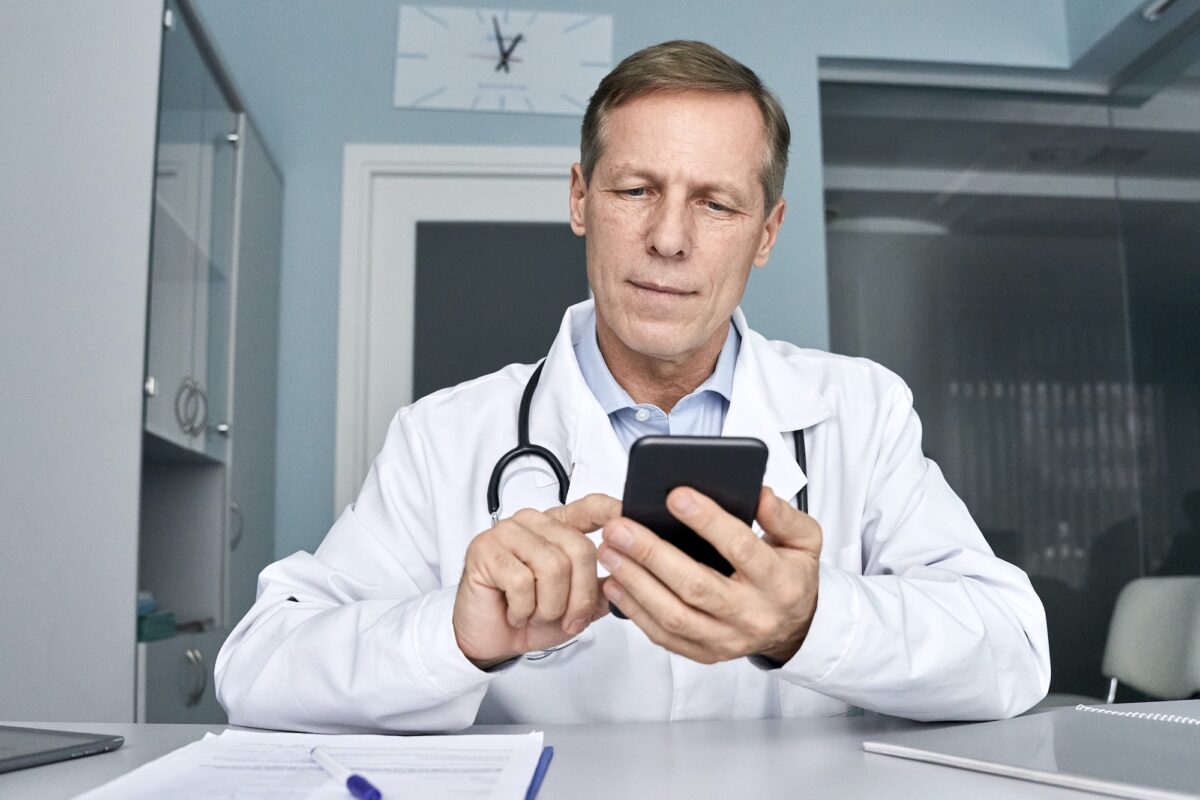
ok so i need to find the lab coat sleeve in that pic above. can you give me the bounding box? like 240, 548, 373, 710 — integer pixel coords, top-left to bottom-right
215, 411, 506, 733
778, 379, 1051, 721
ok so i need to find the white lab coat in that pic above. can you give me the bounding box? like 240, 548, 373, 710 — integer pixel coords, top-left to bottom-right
216, 300, 1050, 733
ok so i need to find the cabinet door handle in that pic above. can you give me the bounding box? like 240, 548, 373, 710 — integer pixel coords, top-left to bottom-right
175, 379, 198, 434
191, 384, 208, 437
174, 379, 209, 437
229, 501, 244, 551
184, 648, 208, 707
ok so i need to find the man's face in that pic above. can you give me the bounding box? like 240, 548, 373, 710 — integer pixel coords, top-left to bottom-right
569, 90, 785, 364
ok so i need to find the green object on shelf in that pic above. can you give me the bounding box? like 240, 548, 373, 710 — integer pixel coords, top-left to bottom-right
137, 611, 177, 642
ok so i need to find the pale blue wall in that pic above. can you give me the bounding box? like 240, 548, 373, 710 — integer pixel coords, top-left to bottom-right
193, 0, 1077, 558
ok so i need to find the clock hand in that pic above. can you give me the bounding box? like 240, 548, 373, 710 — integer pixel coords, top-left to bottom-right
492, 15, 507, 67
497, 32, 523, 73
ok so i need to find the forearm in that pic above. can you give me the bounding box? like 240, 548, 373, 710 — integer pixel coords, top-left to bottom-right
777, 560, 1050, 721
216, 574, 499, 733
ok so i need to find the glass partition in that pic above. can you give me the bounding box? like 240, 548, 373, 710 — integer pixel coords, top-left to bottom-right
821, 51, 1200, 698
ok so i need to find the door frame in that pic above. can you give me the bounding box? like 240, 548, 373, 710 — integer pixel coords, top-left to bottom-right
335, 144, 578, 513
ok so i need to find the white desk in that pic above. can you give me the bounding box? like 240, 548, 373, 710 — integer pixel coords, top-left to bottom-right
1, 715, 1098, 799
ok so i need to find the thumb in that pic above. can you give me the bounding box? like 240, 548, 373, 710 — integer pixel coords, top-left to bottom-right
757, 487, 821, 554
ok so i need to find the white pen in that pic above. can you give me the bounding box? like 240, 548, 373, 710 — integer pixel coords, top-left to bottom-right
311, 746, 383, 800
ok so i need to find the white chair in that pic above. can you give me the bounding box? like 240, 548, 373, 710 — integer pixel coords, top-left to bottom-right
1101, 576, 1200, 703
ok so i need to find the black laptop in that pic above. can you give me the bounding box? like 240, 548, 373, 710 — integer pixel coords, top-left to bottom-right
0, 725, 124, 774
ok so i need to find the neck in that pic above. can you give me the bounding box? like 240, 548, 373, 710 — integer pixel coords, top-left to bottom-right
595, 314, 729, 414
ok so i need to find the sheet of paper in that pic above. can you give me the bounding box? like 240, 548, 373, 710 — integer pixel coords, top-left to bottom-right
76, 728, 544, 800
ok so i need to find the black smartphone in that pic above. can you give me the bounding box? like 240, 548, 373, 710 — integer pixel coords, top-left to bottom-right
609, 435, 768, 619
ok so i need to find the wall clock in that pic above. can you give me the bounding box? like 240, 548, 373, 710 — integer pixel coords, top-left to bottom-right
394, 5, 613, 115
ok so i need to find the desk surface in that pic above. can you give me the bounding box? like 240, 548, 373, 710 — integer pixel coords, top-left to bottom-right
1, 715, 1099, 799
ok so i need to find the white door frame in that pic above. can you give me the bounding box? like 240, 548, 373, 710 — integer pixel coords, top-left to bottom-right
335, 144, 579, 513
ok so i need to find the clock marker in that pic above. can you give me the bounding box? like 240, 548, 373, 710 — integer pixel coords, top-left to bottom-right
415, 6, 448, 27
410, 86, 446, 107
563, 15, 596, 34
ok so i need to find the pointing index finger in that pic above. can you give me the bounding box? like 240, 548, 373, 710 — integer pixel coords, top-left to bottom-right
546, 493, 622, 534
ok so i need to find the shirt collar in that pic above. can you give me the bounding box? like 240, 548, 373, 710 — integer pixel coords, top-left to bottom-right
573, 306, 740, 415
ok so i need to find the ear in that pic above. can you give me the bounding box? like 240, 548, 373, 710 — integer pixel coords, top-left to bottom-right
752, 198, 786, 268
569, 163, 587, 236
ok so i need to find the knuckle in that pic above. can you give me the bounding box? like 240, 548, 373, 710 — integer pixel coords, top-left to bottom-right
728, 536, 758, 565
510, 568, 534, 592
564, 537, 595, 562
661, 612, 689, 637
683, 577, 711, 606
512, 507, 541, 526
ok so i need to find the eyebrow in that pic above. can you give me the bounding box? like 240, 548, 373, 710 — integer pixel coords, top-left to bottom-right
603, 163, 754, 207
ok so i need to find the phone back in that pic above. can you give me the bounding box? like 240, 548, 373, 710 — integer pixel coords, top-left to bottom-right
621, 436, 768, 576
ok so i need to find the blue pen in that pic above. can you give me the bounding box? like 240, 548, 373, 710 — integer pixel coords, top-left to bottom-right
311, 746, 383, 800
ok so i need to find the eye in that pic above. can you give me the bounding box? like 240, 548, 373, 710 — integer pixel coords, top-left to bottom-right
624, 187, 646, 197
705, 200, 730, 213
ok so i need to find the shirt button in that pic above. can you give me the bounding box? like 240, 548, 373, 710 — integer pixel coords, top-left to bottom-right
635, 409, 651, 422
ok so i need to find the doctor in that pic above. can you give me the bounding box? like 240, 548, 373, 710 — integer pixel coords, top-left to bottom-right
216, 40, 1050, 733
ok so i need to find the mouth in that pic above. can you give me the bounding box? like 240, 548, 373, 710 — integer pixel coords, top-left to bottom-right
629, 280, 692, 296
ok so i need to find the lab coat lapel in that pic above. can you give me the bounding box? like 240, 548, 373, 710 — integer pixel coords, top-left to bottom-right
722, 309, 833, 506
525, 301, 628, 505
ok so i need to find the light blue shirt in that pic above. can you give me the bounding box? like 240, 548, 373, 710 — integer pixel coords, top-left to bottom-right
574, 311, 740, 452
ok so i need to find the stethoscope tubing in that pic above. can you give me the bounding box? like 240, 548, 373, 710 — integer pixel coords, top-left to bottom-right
487, 359, 809, 524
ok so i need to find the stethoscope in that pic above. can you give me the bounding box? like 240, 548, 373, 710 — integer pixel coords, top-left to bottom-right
487, 360, 809, 523
485, 359, 810, 661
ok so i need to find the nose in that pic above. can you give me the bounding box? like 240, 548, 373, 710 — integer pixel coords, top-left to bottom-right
645, 193, 690, 259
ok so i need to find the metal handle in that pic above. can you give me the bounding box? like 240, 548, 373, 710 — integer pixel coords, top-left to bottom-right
183, 648, 201, 707
229, 500, 244, 551
191, 385, 208, 437
213, 421, 231, 436
183, 648, 208, 707
144, 375, 158, 397
174, 379, 197, 434
225, 132, 240, 147
173, 378, 209, 437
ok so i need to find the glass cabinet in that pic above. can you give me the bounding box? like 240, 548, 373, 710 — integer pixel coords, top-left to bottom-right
144, 0, 237, 462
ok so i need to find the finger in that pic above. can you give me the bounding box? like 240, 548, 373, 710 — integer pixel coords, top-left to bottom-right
756, 488, 822, 554
602, 517, 734, 619
666, 487, 777, 585
479, 549, 536, 628
603, 577, 726, 665
546, 492, 622, 534
520, 511, 601, 634
597, 541, 727, 645
496, 518, 572, 624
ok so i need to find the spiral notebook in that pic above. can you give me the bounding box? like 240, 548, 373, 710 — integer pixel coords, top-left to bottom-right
863, 701, 1200, 800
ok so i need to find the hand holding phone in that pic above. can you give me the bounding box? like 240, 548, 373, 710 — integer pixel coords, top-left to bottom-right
612, 435, 768, 618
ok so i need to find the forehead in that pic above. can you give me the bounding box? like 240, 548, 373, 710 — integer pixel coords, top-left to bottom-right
598, 91, 766, 191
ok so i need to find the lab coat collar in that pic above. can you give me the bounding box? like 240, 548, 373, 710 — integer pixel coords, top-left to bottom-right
723, 306, 833, 504
528, 300, 833, 507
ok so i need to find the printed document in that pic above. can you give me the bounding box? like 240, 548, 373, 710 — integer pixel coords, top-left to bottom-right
76, 728, 544, 800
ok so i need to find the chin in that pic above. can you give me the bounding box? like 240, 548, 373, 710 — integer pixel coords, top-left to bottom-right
615, 319, 701, 361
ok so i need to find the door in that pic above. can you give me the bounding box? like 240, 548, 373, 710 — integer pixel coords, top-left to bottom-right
335, 146, 579, 511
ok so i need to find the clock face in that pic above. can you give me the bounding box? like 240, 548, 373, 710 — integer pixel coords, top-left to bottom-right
394, 5, 613, 115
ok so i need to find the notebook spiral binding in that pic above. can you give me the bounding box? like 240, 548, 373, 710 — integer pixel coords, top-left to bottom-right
1075, 704, 1200, 725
